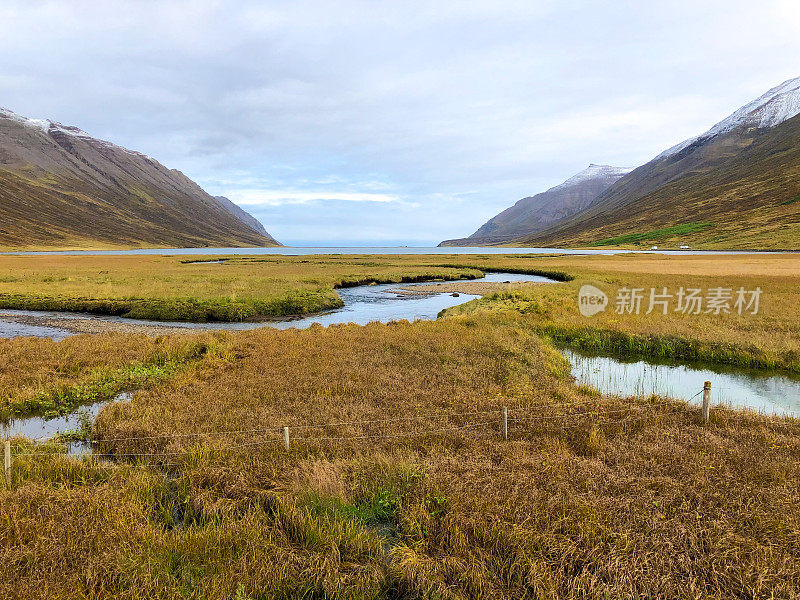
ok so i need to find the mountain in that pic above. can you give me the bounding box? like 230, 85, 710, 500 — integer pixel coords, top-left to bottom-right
515, 77, 800, 249
0, 108, 280, 249
439, 164, 631, 246
213, 195, 277, 242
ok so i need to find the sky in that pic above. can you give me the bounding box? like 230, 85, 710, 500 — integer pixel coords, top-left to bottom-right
1, 1, 800, 246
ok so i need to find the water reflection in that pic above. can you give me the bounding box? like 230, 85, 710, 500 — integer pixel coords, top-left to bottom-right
0, 272, 554, 335
0, 319, 72, 340
1, 392, 133, 454
564, 348, 800, 416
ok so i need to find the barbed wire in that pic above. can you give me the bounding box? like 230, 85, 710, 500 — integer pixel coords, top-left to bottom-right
7, 384, 731, 464
559, 409, 687, 430
288, 418, 497, 442
6, 372, 795, 484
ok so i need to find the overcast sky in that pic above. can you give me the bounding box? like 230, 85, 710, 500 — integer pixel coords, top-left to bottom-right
2, 1, 800, 245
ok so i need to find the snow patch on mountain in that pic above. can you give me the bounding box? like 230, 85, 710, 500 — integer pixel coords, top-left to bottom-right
1, 107, 158, 163
657, 76, 800, 160
1, 108, 90, 137
549, 164, 633, 192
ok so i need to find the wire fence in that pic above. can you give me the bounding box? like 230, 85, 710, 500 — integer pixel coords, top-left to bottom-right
4, 392, 705, 469
4, 381, 748, 494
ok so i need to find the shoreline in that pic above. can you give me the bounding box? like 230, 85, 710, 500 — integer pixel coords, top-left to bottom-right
0, 279, 553, 337
391, 280, 550, 296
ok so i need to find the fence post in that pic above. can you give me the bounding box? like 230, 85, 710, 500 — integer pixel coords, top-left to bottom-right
702, 381, 711, 422
502, 407, 508, 441
283, 426, 290, 451
3, 440, 10, 488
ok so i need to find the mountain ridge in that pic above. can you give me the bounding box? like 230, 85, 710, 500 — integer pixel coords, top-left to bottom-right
517, 77, 800, 249
444, 76, 800, 250
657, 76, 800, 161
213, 195, 277, 242
440, 164, 631, 246
0, 107, 280, 249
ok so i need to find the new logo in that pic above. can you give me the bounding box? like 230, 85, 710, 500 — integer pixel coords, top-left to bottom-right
578, 284, 608, 317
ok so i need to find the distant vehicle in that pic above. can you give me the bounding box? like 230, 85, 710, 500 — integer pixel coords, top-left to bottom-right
650, 245, 658, 250
680, 245, 690, 249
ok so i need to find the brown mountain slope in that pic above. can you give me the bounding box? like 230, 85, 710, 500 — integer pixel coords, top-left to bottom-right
0, 108, 280, 249
213, 195, 278, 243
519, 115, 800, 249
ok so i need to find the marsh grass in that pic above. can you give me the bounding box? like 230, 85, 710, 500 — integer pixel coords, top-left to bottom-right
443, 253, 800, 373
3, 253, 800, 598
0, 254, 485, 321
0, 332, 230, 419
3, 310, 800, 598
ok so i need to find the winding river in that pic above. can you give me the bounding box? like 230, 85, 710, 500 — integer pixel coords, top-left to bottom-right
0, 272, 550, 339
2, 271, 798, 450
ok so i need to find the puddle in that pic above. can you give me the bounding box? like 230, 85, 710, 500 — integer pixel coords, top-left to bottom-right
1, 391, 133, 455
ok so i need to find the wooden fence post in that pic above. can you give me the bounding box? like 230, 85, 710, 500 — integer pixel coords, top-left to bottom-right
702, 381, 711, 422
3, 440, 10, 488
502, 407, 508, 441
283, 427, 290, 451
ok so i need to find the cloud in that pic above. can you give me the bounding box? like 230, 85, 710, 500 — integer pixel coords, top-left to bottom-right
1, 1, 799, 243
225, 189, 401, 206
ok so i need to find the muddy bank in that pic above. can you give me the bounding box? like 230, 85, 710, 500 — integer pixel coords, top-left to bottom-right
0, 312, 204, 336
391, 280, 549, 296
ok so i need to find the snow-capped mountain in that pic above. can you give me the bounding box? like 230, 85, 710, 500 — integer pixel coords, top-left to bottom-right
0, 107, 279, 249
657, 76, 800, 160
440, 164, 631, 246
0, 107, 155, 160
517, 76, 800, 250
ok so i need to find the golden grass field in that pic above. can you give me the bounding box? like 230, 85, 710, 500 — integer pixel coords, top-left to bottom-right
444, 253, 800, 372
1, 252, 800, 599
0, 254, 486, 321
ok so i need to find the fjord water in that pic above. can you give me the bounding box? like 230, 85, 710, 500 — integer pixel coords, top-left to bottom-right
564, 348, 800, 416
2, 246, 782, 256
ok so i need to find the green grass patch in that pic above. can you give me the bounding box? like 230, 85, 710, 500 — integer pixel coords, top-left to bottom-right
303, 493, 393, 525
0, 339, 215, 419
536, 324, 800, 373
589, 222, 714, 247
781, 195, 800, 206
301, 462, 433, 527
0, 290, 345, 322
